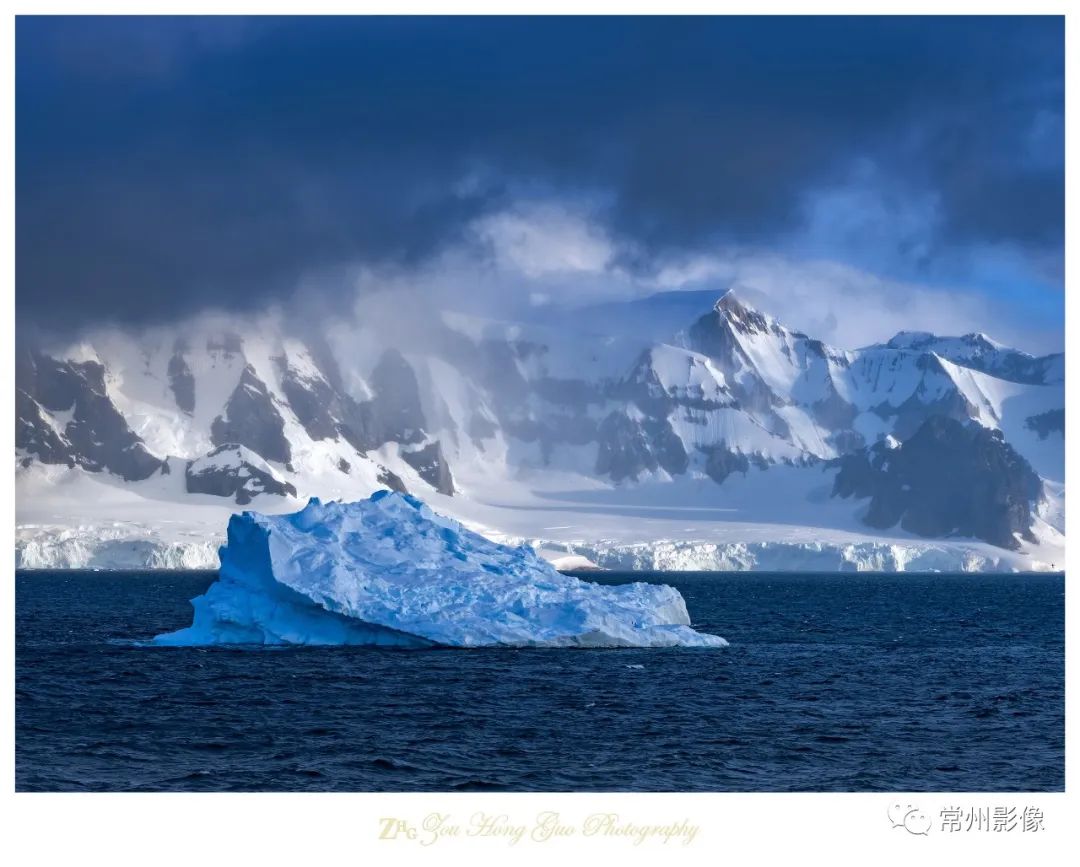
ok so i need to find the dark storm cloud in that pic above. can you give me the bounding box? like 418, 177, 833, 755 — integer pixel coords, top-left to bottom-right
16, 15, 1063, 328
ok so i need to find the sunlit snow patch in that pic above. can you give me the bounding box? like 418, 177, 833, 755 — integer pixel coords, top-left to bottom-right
153, 491, 726, 648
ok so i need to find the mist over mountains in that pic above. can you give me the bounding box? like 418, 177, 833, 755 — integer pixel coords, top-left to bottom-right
15, 287, 1063, 570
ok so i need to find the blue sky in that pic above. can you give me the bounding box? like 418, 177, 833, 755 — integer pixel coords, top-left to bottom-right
16, 16, 1064, 348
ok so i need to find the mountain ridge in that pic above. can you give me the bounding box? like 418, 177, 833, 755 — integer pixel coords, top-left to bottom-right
15, 290, 1064, 567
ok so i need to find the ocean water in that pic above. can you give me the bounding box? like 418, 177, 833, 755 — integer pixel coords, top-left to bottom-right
16, 570, 1063, 792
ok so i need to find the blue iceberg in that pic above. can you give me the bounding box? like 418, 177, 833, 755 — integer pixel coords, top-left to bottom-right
154, 491, 726, 648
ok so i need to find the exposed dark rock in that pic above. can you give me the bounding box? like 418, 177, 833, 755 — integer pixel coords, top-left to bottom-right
709, 291, 772, 337
322, 351, 442, 464
400, 441, 455, 495
595, 411, 687, 482
595, 412, 654, 482
477, 340, 532, 412
617, 350, 678, 416
1025, 409, 1064, 440
811, 387, 857, 430
167, 346, 195, 415
367, 349, 427, 446
376, 465, 408, 494
702, 445, 750, 485
29, 354, 107, 411
827, 429, 866, 455
322, 350, 459, 493
65, 388, 163, 480
831, 449, 878, 500
16, 351, 163, 480
686, 293, 777, 369
211, 366, 292, 464
276, 356, 338, 441
649, 418, 689, 476
15, 389, 75, 468
299, 329, 347, 393
335, 393, 378, 454
832, 416, 1043, 549
337, 457, 351, 474
185, 444, 297, 505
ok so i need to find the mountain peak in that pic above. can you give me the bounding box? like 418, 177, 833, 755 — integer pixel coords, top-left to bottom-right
887, 329, 1009, 354
712, 289, 774, 336
713, 288, 745, 313
885, 330, 936, 350
960, 331, 1006, 351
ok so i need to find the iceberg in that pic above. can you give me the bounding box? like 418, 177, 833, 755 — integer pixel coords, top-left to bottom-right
153, 491, 726, 648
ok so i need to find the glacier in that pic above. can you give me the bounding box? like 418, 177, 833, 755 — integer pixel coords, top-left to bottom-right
542, 539, 1053, 573
16, 522, 221, 570
153, 491, 727, 648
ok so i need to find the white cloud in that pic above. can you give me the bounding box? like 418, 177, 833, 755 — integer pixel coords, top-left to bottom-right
326, 201, 1059, 356
648, 247, 1057, 351
678, 252, 1065, 352
707, 256, 989, 350
470, 203, 614, 278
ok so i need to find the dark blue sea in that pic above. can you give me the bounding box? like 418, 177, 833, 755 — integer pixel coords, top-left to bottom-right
15, 570, 1063, 792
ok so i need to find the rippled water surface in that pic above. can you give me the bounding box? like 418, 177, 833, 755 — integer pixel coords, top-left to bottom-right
16, 570, 1063, 791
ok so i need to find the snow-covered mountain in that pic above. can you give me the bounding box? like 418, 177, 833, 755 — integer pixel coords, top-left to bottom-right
15, 291, 1064, 571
